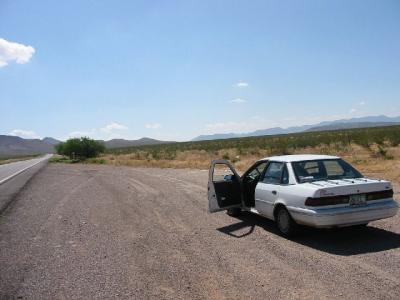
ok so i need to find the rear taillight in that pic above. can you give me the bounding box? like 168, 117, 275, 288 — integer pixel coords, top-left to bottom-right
305, 195, 349, 207
305, 189, 394, 207
366, 189, 393, 201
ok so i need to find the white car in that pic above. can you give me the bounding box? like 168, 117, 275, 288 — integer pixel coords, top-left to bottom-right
208, 154, 399, 236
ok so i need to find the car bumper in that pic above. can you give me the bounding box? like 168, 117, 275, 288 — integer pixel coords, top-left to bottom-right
288, 199, 399, 228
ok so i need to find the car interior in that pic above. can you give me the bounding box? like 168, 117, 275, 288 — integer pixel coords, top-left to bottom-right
212, 164, 242, 208
292, 159, 363, 182
213, 161, 289, 209
242, 161, 289, 207
242, 162, 269, 207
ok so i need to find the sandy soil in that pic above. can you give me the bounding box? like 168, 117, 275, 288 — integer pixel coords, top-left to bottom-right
1, 164, 399, 299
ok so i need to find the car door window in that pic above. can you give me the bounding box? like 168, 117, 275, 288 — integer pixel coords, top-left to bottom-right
245, 162, 268, 182
213, 164, 236, 182
208, 161, 242, 212
262, 162, 284, 184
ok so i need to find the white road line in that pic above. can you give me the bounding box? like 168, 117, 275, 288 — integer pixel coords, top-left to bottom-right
0, 154, 52, 186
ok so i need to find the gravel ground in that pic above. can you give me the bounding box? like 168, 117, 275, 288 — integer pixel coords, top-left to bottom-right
0, 164, 399, 299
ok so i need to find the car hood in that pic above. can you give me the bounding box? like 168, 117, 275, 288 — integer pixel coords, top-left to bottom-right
302, 178, 392, 197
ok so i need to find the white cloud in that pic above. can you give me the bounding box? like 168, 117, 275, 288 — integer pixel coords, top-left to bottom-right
229, 98, 247, 104
235, 81, 249, 88
0, 38, 35, 68
63, 122, 128, 140
359, 101, 365, 106
349, 108, 357, 114
9, 129, 41, 139
145, 123, 162, 129
67, 129, 96, 138
100, 122, 128, 133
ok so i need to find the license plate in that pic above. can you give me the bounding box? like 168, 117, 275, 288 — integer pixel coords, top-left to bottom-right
349, 194, 366, 206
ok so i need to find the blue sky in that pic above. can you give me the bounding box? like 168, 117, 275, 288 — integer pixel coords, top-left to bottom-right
1, 0, 399, 141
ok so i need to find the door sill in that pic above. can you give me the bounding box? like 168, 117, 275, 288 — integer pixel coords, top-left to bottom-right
249, 207, 261, 215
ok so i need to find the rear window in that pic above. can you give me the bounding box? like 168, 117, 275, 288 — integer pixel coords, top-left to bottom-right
292, 159, 363, 183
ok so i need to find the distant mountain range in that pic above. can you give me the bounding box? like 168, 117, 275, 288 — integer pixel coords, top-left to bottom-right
42, 137, 61, 145
0, 135, 58, 157
0, 136, 169, 157
101, 138, 171, 149
2, 115, 400, 157
305, 121, 400, 132
192, 115, 400, 141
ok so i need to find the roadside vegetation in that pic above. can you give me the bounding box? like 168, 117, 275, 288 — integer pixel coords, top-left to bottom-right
96, 125, 400, 186
53, 137, 105, 163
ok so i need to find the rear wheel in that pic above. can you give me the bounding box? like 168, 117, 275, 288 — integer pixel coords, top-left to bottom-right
276, 206, 297, 237
226, 207, 241, 217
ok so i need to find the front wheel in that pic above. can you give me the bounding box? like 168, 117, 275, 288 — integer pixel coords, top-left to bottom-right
276, 207, 297, 237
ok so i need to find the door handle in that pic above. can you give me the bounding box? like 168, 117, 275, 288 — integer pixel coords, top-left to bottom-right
271, 190, 277, 195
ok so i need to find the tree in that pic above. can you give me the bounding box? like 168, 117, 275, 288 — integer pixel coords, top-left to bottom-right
56, 137, 105, 160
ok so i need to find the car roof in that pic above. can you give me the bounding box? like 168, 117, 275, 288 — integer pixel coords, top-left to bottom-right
259, 154, 339, 163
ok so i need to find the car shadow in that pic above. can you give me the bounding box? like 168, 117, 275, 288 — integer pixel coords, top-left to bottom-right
217, 212, 400, 256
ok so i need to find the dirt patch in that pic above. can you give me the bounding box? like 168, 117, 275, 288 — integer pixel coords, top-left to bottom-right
1, 164, 399, 299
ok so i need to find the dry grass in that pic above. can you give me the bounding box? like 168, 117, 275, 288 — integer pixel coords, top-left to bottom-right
99, 143, 400, 187
348, 146, 400, 187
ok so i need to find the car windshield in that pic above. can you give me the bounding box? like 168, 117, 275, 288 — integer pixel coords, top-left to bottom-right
292, 159, 363, 183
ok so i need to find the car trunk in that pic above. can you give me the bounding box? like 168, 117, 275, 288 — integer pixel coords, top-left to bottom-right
306, 178, 392, 198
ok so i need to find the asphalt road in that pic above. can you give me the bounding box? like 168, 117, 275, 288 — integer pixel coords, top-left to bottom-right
0, 154, 52, 213
1, 164, 399, 299
0, 154, 52, 184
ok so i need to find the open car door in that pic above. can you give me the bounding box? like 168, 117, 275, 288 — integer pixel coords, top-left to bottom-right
208, 159, 242, 213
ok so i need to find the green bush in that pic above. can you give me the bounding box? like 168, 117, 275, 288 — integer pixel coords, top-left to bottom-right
56, 137, 105, 160
222, 153, 230, 160
86, 157, 106, 164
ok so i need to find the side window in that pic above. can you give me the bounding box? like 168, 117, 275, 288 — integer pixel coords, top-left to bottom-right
245, 162, 268, 181
262, 162, 284, 184
256, 162, 268, 174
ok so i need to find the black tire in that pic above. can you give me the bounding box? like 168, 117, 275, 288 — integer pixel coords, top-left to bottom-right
275, 206, 297, 237
227, 207, 241, 217
350, 223, 369, 229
